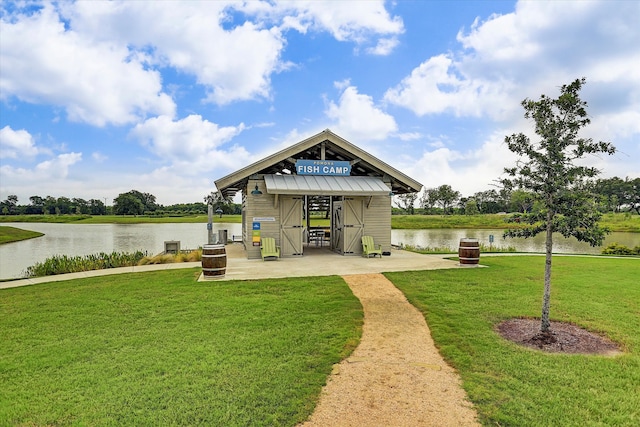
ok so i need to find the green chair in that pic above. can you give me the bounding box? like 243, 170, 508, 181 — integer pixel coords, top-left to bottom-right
361, 235, 382, 258
260, 237, 281, 260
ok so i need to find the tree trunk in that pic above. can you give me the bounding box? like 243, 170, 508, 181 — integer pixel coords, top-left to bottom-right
541, 212, 553, 333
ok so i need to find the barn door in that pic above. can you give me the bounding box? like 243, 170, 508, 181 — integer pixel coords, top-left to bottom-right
342, 198, 364, 254
280, 196, 304, 256
332, 201, 343, 252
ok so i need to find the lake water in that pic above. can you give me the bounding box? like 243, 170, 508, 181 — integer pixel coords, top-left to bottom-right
1, 222, 638, 279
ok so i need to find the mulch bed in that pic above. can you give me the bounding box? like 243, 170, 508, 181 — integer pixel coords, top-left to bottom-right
496, 318, 623, 355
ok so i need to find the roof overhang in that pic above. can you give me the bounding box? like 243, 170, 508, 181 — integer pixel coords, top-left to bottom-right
214, 129, 423, 198
264, 175, 391, 196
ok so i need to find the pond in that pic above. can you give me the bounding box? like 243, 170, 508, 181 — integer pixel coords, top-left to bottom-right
0, 223, 241, 280
1, 223, 638, 280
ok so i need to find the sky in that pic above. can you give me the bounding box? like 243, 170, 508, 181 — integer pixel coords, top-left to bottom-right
1, 0, 639, 207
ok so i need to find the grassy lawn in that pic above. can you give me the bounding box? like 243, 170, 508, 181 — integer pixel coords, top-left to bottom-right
0, 225, 44, 244
386, 256, 640, 426
0, 270, 363, 426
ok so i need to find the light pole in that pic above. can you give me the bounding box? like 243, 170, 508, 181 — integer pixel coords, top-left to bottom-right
205, 193, 214, 244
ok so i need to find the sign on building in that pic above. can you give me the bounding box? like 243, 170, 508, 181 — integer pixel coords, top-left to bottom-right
295, 159, 351, 176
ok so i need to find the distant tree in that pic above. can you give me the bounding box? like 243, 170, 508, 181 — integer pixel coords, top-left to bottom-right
41, 196, 54, 214
435, 185, 460, 215
501, 78, 616, 337
395, 192, 418, 214
419, 188, 439, 214
72, 198, 90, 215
465, 198, 479, 215
626, 177, 640, 214
112, 190, 157, 215
204, 191, 232, 213
594, 176, 626, 212
1, 195, 18, 215
473, 189, 508, 213
89, 199, 107, 215
509, 189, 535, 213
113, 193, 145, 215
27, 196, 45, 214
56, 197, 72, 214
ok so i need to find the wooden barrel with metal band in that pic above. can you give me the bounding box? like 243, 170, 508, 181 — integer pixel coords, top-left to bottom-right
202, 244, 226, 278
458, 238, 480, 265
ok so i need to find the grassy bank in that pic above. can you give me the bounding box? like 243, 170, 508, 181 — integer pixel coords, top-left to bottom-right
0, 214, 241, 224
387, 256, 640, 426
0, 270, 363, 426
391, 212, 639, 232
0, 226, 44, 244
3, 212, 636, 231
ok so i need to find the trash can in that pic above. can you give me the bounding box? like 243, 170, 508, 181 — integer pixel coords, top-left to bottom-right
218, 229, 228, 244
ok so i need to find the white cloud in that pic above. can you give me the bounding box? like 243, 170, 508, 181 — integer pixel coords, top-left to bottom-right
275, 0, 404, 50
405, 132, 518, 196
1, 0, 404, 128
326, 85, 397, 141
92, 152, 108, 163
385, 1, 640, 124
366, 37, 400, 56
0, 126, 39, 159
0, 4, 175, 127
383, 54, 511, 119
0, 152, 82, 191
130, 115, 249, 174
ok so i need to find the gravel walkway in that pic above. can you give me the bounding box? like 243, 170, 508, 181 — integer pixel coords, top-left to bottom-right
299, 273, 479, 427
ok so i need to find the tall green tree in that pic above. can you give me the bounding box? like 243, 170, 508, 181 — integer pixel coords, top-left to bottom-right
113, 193, 145, 215
435, 185, 460, 215
502, 78, 616, 337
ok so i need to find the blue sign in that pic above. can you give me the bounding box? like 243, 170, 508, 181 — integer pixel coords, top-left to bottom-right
296, 159, 351, 176
252, 222, 261, 230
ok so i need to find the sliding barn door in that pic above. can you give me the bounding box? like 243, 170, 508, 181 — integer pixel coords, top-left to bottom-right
280, 196, 304, 256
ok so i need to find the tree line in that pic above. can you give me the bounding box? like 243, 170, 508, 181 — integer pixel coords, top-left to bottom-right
394, 176, 639, 215
1, 190, 241, 216
2, 176, 637, 216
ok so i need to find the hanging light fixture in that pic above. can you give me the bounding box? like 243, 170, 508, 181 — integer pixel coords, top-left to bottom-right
251, 184, 263, 195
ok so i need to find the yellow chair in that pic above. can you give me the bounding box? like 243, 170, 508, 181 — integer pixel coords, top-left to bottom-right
361, 235, 382, 258
260, 237, 281, 260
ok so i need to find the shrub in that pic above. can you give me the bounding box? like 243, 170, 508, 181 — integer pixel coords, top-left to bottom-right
601, 242, 640, 255
24, 251, 147, 277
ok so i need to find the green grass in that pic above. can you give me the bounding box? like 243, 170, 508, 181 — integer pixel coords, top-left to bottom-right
391, 212, 639, 232
2, 212, 638, 231
600, 212, 640, 232
0, 270, 363, 426
0, 225, 44, 244
386, 256, 640, 426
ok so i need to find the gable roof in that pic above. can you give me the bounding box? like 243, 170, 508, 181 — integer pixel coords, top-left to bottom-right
214, 129, 423, 198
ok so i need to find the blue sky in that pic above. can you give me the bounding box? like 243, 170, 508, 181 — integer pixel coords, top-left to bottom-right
1, 0, 638, 206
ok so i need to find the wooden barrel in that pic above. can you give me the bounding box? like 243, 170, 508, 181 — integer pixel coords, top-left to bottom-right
202, 244, 226, 279
458, 238, 480, 265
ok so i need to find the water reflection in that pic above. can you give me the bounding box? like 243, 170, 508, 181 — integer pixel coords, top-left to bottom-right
391, 229, 639, 255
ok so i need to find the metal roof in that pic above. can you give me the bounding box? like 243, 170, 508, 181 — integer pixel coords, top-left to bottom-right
264, 175, 391, 196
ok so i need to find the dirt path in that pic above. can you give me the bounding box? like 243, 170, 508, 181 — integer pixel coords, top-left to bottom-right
299, 273, 479, 427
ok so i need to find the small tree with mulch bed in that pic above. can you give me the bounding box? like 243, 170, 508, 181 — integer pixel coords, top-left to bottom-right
501, 78, 616, 347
